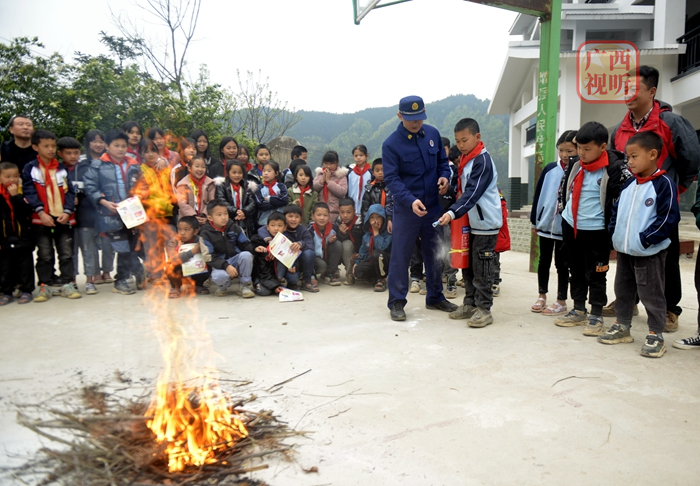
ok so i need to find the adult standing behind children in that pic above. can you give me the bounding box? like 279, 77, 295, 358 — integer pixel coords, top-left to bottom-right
606, 65, 700, 331
1, 115, 37, 172
382, 95, 457, 321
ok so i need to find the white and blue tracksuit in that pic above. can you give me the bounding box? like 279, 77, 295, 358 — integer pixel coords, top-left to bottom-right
530, 161, 566, 240
447, 148, 502, 235
610, 171, 679, 257
609, 170, 680, 332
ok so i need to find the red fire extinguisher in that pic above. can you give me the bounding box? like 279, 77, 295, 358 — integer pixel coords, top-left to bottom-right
450, 213, 470, 269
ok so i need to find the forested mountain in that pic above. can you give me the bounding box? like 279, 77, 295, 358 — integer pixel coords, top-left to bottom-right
287, 94, 510, 195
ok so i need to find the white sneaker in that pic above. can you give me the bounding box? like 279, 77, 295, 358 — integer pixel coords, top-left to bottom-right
410, 280, 420, 293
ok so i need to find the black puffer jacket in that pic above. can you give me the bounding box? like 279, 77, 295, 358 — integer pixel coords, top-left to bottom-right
199, 220, 255, 270
0, 192, 34, 249
213, 177, 258, 236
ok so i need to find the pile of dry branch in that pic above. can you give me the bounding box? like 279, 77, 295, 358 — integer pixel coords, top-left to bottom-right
6, 385, 300, 485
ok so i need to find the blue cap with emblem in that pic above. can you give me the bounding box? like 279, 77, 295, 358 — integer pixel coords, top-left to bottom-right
398, 95, 427, 121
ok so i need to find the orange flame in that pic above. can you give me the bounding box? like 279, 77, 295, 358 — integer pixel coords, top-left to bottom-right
134, 177, 247, 472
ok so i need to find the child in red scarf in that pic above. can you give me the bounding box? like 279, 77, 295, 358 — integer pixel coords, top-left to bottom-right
347, 145, 372, 216
309, 202, 342, 286
556, 121, 630, 332
176, 155, 216, 227
0, 162, 35, 304
21, 129, 78, 302
83, 129, 144, 295
288, 164, 318, 225
313, 150, 348, 223
335, 197, 364, 285
353, 203, 392, 292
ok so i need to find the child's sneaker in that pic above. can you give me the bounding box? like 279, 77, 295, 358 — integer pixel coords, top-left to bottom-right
60, 282, 82, 299
449, 304, 477, 320
444, 285, 458, 299
456, 278, 464, 287
410, 280, 421, 293
344, 271, 355, 285
34, 284, 52, 303
468, 308, 493, 328
329, 275, 342, 286
492, 284, 500, 297
554, 309, 588, 327
640, 333, 666, 358
238, 283, 255, 299
672, 333, 700, 350
112, 279, 136, 295
85, 282, 98, 295
583, 316, 605, 336
664, 311, 679, 333
214, 287, 228, 297
597, 323, 634, 345
102, 273, 115, 284
419, 282, 427, 295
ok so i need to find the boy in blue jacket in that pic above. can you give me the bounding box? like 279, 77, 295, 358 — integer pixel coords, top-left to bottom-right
438, 118, 502, 328
598, 132, 679, 358
353, 204, 392, 292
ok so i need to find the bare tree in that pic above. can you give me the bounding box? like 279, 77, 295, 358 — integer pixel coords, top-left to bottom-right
232, 70, 302, 144
111, 0, 201, 101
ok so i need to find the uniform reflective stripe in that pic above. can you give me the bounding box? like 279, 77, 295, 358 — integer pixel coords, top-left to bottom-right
623, 183, 639, 254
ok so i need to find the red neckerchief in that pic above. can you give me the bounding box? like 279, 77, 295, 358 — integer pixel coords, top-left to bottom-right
230, 182, 241, 208
344, 215, 358, 244
0, 184, 15, 231
352, 163, 370, 201
297, 184, 311, 208
209, 221, 226, 233
245, 162, 253, 173
635, 169, 666, 185
38, 155, 61, 208
457, 141, 485, 194
571, 151, 609, 237
311, 222, 331, 258
127, 147, 141, 164
560, 160, 567, 171
163, 147, 170, 159
263, 180, 277, 196
371, 180, 386, 207
190, 175, 206, 214
368, 233, 375, 255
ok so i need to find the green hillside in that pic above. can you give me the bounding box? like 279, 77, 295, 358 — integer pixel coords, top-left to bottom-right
287, 94, 510, 197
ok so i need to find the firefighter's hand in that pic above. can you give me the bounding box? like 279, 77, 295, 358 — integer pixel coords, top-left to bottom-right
412, 199, 427, 217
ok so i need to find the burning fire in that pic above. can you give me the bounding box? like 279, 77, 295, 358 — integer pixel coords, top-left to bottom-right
135, 180, 248, 472
146, 375, 249, 472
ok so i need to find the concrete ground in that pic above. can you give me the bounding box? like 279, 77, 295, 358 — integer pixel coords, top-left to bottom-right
1, 250, 700, 485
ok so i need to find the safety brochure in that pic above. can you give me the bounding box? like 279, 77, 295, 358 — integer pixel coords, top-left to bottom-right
116, 197, 148, 229
268, 232, 301, 269
179, 243, 208, 276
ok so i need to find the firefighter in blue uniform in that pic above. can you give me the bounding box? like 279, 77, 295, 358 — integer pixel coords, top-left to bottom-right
382, 96, 458, 321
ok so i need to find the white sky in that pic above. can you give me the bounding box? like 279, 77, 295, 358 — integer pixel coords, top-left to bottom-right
0, 0, 518, 114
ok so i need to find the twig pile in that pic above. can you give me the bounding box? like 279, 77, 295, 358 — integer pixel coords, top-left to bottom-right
7, 385, 300, 485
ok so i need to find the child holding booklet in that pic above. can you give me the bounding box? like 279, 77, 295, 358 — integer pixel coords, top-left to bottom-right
166, 216, 211, 298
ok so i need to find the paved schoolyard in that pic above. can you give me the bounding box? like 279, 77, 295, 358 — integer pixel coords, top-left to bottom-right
1, 251, 699, 485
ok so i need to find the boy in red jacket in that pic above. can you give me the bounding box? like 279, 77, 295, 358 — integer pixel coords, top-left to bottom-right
21, 129, 79, 301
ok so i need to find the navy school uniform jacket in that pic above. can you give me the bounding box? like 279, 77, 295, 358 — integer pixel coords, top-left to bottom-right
253, 181, 288, 226
609, 170, 679, 257
447, 147, 502, 235
530, 161, 566, 240
382, 123, 451, 211
199, 220, 255, 270
249, 233, 281, 291
257, 223, 314, 252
